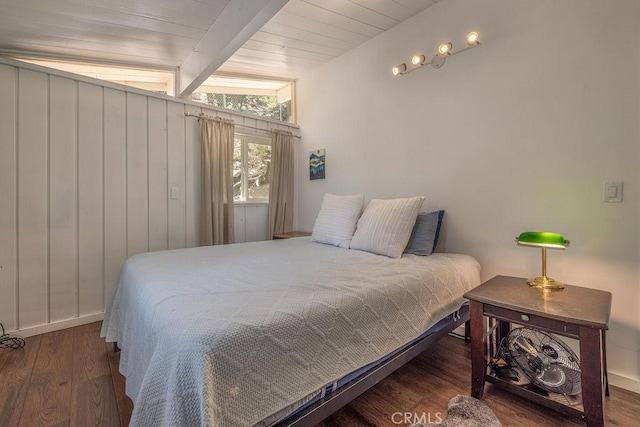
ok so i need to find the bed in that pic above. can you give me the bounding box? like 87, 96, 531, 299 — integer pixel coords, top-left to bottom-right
101, 236, 480, 426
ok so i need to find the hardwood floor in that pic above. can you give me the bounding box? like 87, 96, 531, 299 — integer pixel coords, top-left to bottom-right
0, 322, 129, 426
1, 322, 638, 426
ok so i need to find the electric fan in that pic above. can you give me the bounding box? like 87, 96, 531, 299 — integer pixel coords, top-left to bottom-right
507, 327, 581, 396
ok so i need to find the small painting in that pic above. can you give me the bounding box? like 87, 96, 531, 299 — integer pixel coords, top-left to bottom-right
309, 149, 325, 180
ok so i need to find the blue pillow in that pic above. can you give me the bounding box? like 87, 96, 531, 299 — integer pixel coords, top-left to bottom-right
404, 210, 445, 256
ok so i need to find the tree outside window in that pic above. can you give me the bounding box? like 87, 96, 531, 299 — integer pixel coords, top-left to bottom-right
192, 93, 290, 122
233, 135, 271, 202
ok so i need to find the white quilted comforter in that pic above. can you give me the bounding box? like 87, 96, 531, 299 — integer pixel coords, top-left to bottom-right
101, 237, 480, 426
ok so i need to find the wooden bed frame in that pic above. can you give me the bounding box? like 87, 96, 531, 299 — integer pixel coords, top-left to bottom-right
276, 309, 471, 426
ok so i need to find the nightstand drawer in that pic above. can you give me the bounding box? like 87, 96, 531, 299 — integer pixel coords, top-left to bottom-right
484, 304, 580, 338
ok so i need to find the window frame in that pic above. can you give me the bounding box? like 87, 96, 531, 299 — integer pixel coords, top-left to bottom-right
234, 133, 272, 204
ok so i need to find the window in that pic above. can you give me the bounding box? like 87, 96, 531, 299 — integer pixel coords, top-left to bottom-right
191, 75, 294, 123
14, 59, 295, 122
233, 134, 271, 203
193, 93, 291, 122
13, 58, 175, 93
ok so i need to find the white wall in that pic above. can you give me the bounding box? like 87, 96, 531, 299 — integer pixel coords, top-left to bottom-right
296, 0, 640, 392
0, 58, 296, 336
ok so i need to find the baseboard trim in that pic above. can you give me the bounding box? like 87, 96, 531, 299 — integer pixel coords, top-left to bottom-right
608, 371, 640, 394
11, 313, 105, 338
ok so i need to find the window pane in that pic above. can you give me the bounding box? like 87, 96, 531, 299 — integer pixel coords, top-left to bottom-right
247, 142, 271, 200
233, 138, 242, 201
191, 93, 291, 122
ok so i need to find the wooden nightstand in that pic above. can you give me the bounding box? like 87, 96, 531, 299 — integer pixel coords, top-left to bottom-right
464, 275, 612, 427
272, 231, 311, 239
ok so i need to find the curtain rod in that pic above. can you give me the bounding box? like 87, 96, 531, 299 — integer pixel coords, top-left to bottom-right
184, 112, 300, 139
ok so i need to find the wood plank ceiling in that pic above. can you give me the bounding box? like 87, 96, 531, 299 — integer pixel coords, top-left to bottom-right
0, 0, 441, 87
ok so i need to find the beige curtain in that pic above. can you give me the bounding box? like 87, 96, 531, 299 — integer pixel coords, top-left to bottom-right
200, 117, 235, 246
268, 130, 295, 238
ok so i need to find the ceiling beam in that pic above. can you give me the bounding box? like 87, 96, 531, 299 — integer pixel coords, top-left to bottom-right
178, 0, 288, 97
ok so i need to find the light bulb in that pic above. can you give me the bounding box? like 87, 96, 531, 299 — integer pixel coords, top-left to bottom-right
411, 54, 426, 66
438, 42, 452, 55
392, 63, 407, 76
466, 31, 479, 46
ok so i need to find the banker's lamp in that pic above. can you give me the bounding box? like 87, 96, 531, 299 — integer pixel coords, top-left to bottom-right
516, 231, 570, 289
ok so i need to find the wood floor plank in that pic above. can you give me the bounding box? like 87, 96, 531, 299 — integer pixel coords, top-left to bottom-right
0, 335, 42, 425
73, 321, 111, 383
105, 340, 126, 402
321, 403, 376, 427
106, 339, 133, 425
115, 396, 134, 427
604, 386, 640, 426
343, 388, 403, 426
0, 344, 8, 370
369, 373, 424, 411
480, 385, 583, 427
403, 382, 452, 425
70, 374, 120, 427
387, 363, 437, 398
19, 329, 74, 426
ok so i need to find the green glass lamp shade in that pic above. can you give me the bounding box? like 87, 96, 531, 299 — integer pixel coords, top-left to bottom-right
515, 231, 570, 289
516, 231, 569, 249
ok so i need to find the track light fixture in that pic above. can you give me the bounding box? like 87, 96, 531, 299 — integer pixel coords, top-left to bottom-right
392, 63, 407, 76
411, 54, 426, 66
466, 31, 479, 46
391, 31, 481, 76
438, 42, 452, 55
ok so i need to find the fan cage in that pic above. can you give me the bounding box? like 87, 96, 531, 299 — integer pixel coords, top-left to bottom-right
507, 327, 581, 396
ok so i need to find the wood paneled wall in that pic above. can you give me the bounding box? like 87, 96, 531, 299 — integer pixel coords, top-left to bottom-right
0, 58, 298, 335
234, 204, 270, 243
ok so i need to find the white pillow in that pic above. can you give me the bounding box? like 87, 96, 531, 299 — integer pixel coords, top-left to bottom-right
350, 196, 425, 258
312, 193, 365, 248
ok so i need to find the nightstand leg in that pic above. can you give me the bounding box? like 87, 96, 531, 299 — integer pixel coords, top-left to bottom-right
470, 300, 485, 398
464, 320, 471, 343
601, 330, 609, 397
579, 326, 605, 427
496, 320, 510, 347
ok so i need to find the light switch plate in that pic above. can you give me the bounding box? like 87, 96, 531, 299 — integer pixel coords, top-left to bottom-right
170, 187, 180, 200
603, 181, 623, 203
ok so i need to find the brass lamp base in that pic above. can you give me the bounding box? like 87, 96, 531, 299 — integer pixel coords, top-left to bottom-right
527, 276, 565, 289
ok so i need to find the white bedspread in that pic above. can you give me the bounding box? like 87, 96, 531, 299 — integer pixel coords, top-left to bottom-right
101, 237, 480, 426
